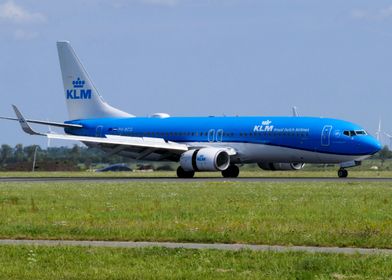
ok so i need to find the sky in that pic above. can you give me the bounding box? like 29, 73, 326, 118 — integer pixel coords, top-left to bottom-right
0, 0, 392, 147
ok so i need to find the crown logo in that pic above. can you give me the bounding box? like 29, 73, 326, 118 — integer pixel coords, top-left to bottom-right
72, 77, 85, 88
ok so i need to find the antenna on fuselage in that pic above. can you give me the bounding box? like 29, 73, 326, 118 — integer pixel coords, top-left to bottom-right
292, 106, 299, 117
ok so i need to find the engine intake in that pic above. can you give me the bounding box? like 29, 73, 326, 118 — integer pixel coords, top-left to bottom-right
257, 162, 305, 171
180, 148, 230, 172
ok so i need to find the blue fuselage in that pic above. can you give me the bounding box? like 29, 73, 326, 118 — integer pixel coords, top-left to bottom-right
65, 116, 381, 159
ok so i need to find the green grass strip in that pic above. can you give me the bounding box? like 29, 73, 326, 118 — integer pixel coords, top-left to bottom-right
1, 245, 392, 279
1, 181, 392, 248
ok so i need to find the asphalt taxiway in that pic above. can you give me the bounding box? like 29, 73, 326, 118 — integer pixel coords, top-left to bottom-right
0, 177, 391, 183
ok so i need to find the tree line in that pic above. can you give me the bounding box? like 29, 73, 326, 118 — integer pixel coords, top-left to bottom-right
0, 144, 130, 171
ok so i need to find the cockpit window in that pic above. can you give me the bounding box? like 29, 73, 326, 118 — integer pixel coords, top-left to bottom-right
343, 131, 355, 137
355, 130, 367, 135
343, 130, 355, 136
343, 130, 367, 137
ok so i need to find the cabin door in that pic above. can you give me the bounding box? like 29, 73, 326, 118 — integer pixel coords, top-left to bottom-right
321, 125, 332, 146
216, 129, 223, 142
96, 126, 103, 137
208, 129, 215, 142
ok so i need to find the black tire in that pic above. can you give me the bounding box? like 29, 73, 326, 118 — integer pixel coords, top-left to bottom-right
222, 165, 240, 178
338, 169, 348, 178
177, 166, 195, 178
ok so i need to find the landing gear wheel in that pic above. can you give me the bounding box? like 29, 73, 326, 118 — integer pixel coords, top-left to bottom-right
338, 168, 348, 178
176, 166, 195, 178
222, 164, 240, 178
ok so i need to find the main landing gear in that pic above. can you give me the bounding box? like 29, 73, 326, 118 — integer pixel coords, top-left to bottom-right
221, 164, 240, 178
176, 166, 195, 178
338, 168, 348, 178
176, 165, 240, 178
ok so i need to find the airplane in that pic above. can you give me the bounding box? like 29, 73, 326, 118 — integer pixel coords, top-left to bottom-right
0, 41, 382, 178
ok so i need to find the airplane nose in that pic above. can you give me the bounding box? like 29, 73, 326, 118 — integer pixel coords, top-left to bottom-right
367, 137, 382, 154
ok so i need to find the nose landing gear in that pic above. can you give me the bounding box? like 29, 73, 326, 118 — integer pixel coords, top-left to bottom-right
337, 161, 361, 178
338, 168, 348, 178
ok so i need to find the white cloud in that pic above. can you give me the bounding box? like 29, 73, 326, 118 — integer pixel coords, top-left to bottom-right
351, 6, 392, 21
0, 1, 46, 24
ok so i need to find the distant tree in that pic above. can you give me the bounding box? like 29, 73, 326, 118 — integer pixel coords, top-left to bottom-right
24, 145, 40, 162
70, 145, 81, 163
0, 143, 134, 170
14, 144, 24, 162
378, 146, 391, 166
0, 144, 12, 164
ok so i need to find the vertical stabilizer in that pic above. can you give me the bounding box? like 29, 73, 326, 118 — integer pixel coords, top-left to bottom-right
57, 41, 133, 120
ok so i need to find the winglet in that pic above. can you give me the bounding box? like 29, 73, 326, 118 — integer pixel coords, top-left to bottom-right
12, 105, 45, 136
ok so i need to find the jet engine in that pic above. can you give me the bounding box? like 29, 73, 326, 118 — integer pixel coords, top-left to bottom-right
180, 148, 230, 172
257, 162, 305, 171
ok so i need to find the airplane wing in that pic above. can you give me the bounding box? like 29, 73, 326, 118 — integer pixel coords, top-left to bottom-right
7, 105, 238, 161
47, 133, 188, 153
9, 105, 188, 160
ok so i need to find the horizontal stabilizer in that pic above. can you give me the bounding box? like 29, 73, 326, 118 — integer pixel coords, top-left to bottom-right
11, 105, 45, 136
0, 115, 83, 128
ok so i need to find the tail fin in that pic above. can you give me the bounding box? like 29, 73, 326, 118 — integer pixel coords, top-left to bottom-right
57, 41, 133, 120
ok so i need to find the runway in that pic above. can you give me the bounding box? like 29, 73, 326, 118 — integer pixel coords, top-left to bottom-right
0, 239, 391, 255
0, 176, 391, 183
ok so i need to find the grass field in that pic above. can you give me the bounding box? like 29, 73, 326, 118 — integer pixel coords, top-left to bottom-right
0, 169, 392, 178
1, 245, 392, 279
2, 174, 392, 279
1, 181, 392, 248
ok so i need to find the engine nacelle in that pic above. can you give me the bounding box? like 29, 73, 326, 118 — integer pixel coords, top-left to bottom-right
180, 148, 230, 172
257, 162, 305, 171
